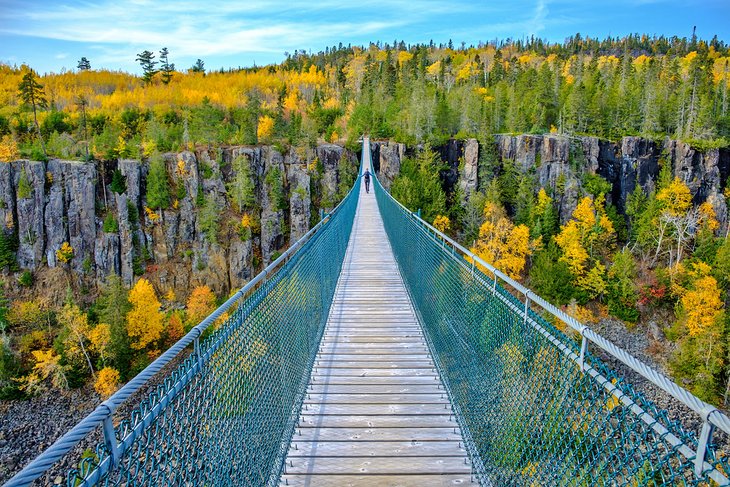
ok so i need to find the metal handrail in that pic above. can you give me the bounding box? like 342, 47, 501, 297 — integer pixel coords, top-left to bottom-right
370, 145, 729, 484
5, 150, 364, 487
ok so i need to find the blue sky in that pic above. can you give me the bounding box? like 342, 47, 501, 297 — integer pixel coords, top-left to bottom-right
1, 0, 729, 74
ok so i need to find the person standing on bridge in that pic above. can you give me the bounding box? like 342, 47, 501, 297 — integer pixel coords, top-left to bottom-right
363, 168, 371, 193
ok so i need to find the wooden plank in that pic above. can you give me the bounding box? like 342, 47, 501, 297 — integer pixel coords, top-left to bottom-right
279, 474, 473, 487
288, 440, 464, 457
300, 403, 451, 415
319, 336, 424, 344
298, 414, 456, 428
312, 361, 434, 368
293, 427, 463, 442
303, 393, 449, 404
311, 368, 436, 377
308, 384, 443, 394
315, 355, 430, 361
285, 456, 471, 475
310, 376, 441, 385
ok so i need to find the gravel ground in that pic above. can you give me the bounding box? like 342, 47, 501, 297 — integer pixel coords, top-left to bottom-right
0, 353, 186, 486
0, 387, 100, 485
591, 317, 730, 452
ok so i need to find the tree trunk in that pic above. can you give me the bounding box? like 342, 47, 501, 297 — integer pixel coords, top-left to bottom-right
32, 102, 46, 158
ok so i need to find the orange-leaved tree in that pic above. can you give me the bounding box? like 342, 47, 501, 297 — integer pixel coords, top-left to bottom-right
186, 285, 216, 326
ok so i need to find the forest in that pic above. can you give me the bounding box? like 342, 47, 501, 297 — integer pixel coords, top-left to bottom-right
0, 33, 729, 409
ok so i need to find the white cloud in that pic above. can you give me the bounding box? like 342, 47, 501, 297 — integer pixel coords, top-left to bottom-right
0, 0, 411, 68
528, 0, 549, 35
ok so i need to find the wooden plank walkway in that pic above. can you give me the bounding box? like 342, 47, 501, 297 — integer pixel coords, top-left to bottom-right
281, 146, 473, 486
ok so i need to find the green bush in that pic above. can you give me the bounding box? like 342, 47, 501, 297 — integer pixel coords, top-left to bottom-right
146, 154, 170, 209
17, 166, 32, 199
18, 270, 32, 287
103, 213, 119, 233
110, 169, 126, 194
606, 249, 640, 323
528, 244, 579, 306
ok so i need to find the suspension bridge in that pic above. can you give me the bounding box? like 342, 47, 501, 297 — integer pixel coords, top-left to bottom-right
6, 138, 730, 486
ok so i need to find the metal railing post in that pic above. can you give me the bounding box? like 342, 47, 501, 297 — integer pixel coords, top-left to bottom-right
578, 326, 589, 372
101, 407, 120, 467
523, 290, 531, 325
696, 407, 718, 477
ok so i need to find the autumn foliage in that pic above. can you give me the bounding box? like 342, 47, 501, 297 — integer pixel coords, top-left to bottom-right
186, 285, 216, 325
126, 278, 163, 350
94, 366, 121, 398
470, 202, 533, 280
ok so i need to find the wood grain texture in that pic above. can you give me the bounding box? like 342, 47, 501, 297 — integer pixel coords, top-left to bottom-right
282, 149, 473, 486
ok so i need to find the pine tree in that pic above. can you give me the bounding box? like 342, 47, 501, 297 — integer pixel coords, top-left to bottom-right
159, 47, 175, 85
227, 155, 255, 212
18, 70, 48, 158
135, 50, 158, 84
110, 169, 127, 194
97, 275, 132, 378
190, 58, 205, 73
77, 57, 91, 71
146, 154, 170, 210
76, 95, 89, 159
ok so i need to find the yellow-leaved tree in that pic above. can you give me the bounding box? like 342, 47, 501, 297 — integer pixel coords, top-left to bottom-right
654, 177, 697, 266
186, 285, 217, 326
17, 349, 68, 394
0, 135, 19, 162
554, 196, 615, 299
433, 215, 451, 234
58, 300, 95, 378
126, 278, 163, 350
88, 323, 111, 366
669, 262, 725, 403
470, 202, 533, 280
94, 366, 121, 398
656, 177, 692, 216
257, 115, 275, 142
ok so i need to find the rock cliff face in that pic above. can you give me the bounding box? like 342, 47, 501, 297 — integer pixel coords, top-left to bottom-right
0, 144, 358, 300
491, 135, 729, 228
371, 141, 406, 190
372, 134, 728, 231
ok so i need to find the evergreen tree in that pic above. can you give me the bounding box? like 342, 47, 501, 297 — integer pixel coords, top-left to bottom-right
76, 95, 89, 159
110, 169, 127, 194
390, 146, 447, 222
146, 154, 170, 210
191, 59, 205, 73
159, 47, 175, 85
18, 70, 48, 158
135, 50, 158, 84
77, 57, 91, 71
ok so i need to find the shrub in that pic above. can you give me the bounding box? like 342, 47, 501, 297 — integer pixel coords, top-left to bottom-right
56, 242, 74, 264
103, 213, 119, 233
94, 366, 120, 398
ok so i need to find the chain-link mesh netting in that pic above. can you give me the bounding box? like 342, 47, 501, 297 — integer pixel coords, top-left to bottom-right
63, 180, 360, 487
374, 176, 729, 486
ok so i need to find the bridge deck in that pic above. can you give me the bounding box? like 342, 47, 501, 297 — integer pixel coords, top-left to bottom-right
281, 154, 473, 486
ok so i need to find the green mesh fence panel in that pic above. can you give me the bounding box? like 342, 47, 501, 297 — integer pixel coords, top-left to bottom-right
64, 179, 360, 487
374, 176, 729, 487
